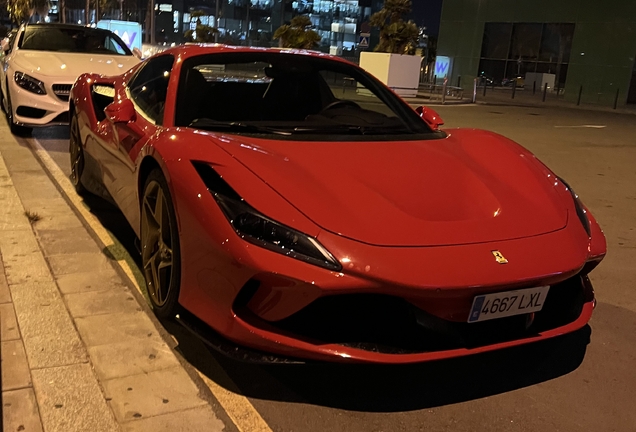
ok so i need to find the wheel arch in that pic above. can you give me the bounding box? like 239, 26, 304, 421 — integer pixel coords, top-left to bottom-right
138, 155, 163, 210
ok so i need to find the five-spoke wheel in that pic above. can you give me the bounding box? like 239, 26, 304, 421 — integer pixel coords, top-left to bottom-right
141, 169, 181, 318
69, 113, 86, 195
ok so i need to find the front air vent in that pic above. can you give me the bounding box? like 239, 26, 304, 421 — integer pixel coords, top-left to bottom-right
93, 85, 115, 98
52, 84, 72, 102
192, 162, 242, 200
16, 106, 46, 118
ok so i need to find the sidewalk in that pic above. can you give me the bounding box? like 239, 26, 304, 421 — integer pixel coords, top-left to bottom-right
0, 124, 225, 431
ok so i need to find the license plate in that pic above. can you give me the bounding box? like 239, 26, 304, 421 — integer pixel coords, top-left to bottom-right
467, 286, 550, 323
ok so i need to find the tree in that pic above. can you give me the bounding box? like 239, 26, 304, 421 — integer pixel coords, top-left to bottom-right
6, 0, 50, 24
369, 0, 419, 55
184, 10, 219, 43
7, 0, 32, 24
426, 35, 437, 65
273, 15, 320, 49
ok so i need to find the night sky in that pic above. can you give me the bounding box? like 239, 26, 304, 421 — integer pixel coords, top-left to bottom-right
408, 0, 444, 37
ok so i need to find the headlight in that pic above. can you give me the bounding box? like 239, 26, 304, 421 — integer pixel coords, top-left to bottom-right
194, 162, 341, 271
14, 72, 46, 95
559, 177, 591, 237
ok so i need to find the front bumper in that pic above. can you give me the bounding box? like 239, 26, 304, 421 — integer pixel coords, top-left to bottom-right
240, 274, 594, 361
178, 212, 597, 364
193, 272, 595, 364
10, 77, 72, 127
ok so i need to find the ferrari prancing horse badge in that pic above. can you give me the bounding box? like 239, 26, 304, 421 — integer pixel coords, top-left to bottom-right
492, 250, 508, 264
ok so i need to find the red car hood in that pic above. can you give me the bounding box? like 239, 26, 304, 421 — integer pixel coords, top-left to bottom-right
212, 128, 567, 247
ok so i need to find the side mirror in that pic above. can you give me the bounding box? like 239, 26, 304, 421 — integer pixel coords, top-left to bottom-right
104, 99, 136, 124
132, 47, 143, 60
0, 38, 10, 54
416, 106, 444, 130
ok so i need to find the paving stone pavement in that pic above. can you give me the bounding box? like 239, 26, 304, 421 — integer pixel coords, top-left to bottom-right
0, 127, 225, 432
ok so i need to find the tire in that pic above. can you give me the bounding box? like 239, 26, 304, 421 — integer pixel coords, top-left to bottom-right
5, 82, 31, 136
69, 112, 87, 195
140, 169, 182, 319
0, 83, 6, 114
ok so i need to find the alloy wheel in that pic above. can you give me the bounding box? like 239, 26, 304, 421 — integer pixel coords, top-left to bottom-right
5, 83, 30, 136
5, 81, 13, 124
141, 180, 175, 307
69, 115, 84, 189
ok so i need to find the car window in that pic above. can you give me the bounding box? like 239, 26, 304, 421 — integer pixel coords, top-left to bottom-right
19, 26, 132, 55
174, 52, 437, 140
318, 70, 398, 119
128, 55, 174, 125
105, 36, 126, 55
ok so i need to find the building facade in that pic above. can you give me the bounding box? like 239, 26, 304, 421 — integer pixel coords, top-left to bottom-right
437, 0, 636, 106
160, 0, 380, 55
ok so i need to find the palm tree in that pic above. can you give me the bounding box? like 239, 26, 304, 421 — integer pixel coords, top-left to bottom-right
370, 0, 419, 55
7, 0, 32, 23
273, 15, 320, 49
183, 10, 218, 43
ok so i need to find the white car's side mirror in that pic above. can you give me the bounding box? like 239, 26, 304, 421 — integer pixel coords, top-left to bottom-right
132, 47, 142, 60
0, 38, 10, 54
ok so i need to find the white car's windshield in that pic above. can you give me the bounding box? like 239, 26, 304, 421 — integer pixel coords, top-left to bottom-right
19, 26, 131, 56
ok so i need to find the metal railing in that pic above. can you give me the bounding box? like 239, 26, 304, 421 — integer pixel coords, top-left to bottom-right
470, 78, 628, 109
418, 83, 464, 103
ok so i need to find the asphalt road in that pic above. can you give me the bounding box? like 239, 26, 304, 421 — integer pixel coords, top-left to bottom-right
29, 103, 636, 432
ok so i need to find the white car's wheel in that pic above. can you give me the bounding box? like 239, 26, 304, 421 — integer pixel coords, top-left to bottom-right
4, 81, 31, 136
0, 82, 6, 114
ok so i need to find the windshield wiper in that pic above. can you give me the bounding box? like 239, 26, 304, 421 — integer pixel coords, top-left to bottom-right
291, 124, 411, 135
286, 125, 365, 134
189, 119, 292, 135
356, 125, 411, 135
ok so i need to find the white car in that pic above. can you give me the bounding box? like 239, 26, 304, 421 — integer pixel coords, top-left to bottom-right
0, 23, 141, 134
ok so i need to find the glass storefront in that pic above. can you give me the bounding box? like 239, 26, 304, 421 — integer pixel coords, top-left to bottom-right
479, 22, 575, 86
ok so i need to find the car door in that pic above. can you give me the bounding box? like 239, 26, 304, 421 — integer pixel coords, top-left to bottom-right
100, 54, 175, 229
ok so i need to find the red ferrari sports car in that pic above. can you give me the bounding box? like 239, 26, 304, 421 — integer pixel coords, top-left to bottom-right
69, 45, 606, 363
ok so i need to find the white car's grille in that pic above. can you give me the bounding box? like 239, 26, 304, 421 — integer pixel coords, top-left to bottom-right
52, 84, 72, 102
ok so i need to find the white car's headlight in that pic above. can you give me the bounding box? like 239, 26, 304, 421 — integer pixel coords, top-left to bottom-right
14, 72, 46, 95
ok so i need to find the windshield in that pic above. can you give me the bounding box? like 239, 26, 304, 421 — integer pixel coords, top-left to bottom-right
176, 52, 439, 140
19, 26, 131, 55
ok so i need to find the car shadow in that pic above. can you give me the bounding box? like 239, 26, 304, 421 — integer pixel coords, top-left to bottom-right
80, 193, 142, 268
164, 316, 591, 412
23, 126, 141, 268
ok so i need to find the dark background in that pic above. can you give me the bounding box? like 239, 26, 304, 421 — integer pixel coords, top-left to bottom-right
410, 0, 443, 36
